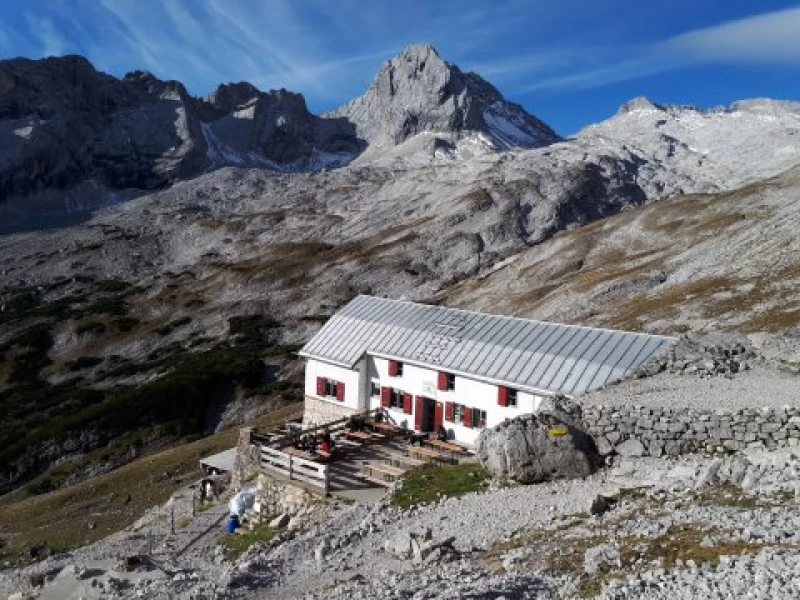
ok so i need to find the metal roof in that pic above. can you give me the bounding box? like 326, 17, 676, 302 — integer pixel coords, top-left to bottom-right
299, 295, 676, 396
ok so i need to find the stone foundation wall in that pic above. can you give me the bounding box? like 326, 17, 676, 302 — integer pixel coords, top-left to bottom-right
582, 405, 800, 457
253, 474, 317, 519
231, 427, 257, 491
302, 395, 357, 428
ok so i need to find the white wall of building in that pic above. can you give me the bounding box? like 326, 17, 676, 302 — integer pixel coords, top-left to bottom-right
366, 355, 551, 446
304, 355, 551, 445
304, 358, 365, 411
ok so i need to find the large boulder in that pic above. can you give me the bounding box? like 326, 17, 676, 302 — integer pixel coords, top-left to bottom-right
475, 411, 600, 484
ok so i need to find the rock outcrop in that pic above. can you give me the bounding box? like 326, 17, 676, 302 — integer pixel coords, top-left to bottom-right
324, 43, 560, 152
475, 412, 600, 484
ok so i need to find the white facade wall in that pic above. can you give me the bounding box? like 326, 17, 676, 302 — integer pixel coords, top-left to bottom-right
365, 355, 549, 446
304, 358, 365, 411
303, 355, 551, 446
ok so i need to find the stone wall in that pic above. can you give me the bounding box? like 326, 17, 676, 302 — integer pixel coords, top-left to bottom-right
582, 405, 800, 457
302, 395, 357, 428
231, 427, 258, 491
253, 474, 317, 520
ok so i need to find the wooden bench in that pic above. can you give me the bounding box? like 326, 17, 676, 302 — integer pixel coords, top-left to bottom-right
342, 431, 374, 443
362, 461, 405, 482
408, 446, 455, 464
368, 421, 405, 436
335, 438, 363, 450
425, 439, 470, 458
384, 453, 425, 469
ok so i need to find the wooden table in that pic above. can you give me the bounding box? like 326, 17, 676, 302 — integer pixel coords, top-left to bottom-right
371, 421, 404, 436
425, 439, 469, 458
342, 430, 374, 443
362, 461, 405, 482
409, 445, 454, 465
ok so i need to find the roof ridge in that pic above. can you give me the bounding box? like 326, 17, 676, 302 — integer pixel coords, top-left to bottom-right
350, 295, 676, 341
300, 295, 677, 396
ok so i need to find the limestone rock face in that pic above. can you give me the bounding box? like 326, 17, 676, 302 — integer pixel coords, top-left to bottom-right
325, 44, 560, 150
475, 413, 600, 484
0, 56, 361, 226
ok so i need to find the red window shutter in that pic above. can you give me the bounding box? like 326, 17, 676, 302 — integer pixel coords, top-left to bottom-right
438, 372, 447, 391
316, 377, 324, 396
388, 360, 398, 377
380, 387, 390, 408
414, 396, 423, 431
445, 402, 454, 422
463, 407, 472, 428
498, 386, 508, 407
403, 393, 412, 414
336, 382, 345, 402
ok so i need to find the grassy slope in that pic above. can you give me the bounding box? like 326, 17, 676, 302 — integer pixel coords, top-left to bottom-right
0, 403, 302, 560
438, 167, 800, 334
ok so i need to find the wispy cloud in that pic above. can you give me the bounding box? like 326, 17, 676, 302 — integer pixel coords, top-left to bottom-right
25, 14, 69, 57
661, 6, 800, 65
527, 7, 800, 92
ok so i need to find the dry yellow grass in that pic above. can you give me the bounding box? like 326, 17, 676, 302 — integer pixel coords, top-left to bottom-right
0, 403, 302, 559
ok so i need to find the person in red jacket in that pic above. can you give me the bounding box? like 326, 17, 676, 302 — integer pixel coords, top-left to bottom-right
319, 429, 333, 454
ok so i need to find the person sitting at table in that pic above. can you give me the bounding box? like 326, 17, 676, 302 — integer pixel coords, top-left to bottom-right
348, 414, 364, 432
374, 410, 385, 424
319, 428, 333, 454
436, 424, 448, 442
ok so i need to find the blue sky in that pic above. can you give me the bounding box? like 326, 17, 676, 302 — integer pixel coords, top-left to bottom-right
1, 1, 799, 135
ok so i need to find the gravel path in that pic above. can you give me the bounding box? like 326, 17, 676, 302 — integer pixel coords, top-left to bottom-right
581, 366, 800, 411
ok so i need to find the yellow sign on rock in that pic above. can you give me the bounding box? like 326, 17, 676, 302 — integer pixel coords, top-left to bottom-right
547, 427, 568, 436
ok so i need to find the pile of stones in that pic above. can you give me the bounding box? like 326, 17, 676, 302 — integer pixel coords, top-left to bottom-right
638, 333, 757, 379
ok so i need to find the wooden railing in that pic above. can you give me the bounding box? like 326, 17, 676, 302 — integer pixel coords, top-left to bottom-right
259, 446, 330, 493
256, 407, 384, 449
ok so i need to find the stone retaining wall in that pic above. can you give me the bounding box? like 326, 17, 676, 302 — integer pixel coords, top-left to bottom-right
582, 405, 800, 457
302, 395, 357, 428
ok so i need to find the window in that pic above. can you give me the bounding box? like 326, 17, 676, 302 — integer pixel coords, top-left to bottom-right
389, 360, 404, 377
371, 382, 380, 398
453, 403, 465, 423
446, 373, 455, 391
472, 408, 487, 429
389, 388, 404, 410
324, 378, 337, 397
507, 388, 518, 407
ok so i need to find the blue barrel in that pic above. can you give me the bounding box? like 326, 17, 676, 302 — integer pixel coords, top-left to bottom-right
226, 515, 239, 534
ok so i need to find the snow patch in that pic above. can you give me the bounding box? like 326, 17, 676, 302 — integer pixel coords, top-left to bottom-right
13, 125, 33, 139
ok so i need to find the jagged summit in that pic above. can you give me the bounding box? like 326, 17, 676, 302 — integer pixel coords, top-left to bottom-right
325, 43, 560, 152
617, 96, 665, 114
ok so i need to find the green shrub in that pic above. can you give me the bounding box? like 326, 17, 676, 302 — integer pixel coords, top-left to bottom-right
390, 463, 488, 508
66, 356, 103, 372
7, 324, 53, 384
228, 315, 280, 345
156, 316, 192, 336
220, 523, 276, 560
96, 280, 131, 293
112, 317, 139, 332
76, 321, 106, 336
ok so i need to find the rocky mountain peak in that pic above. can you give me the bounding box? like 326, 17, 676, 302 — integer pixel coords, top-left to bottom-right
616, 96, 665, 115
325, 43, 560, 151
204, 81, 262, 113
